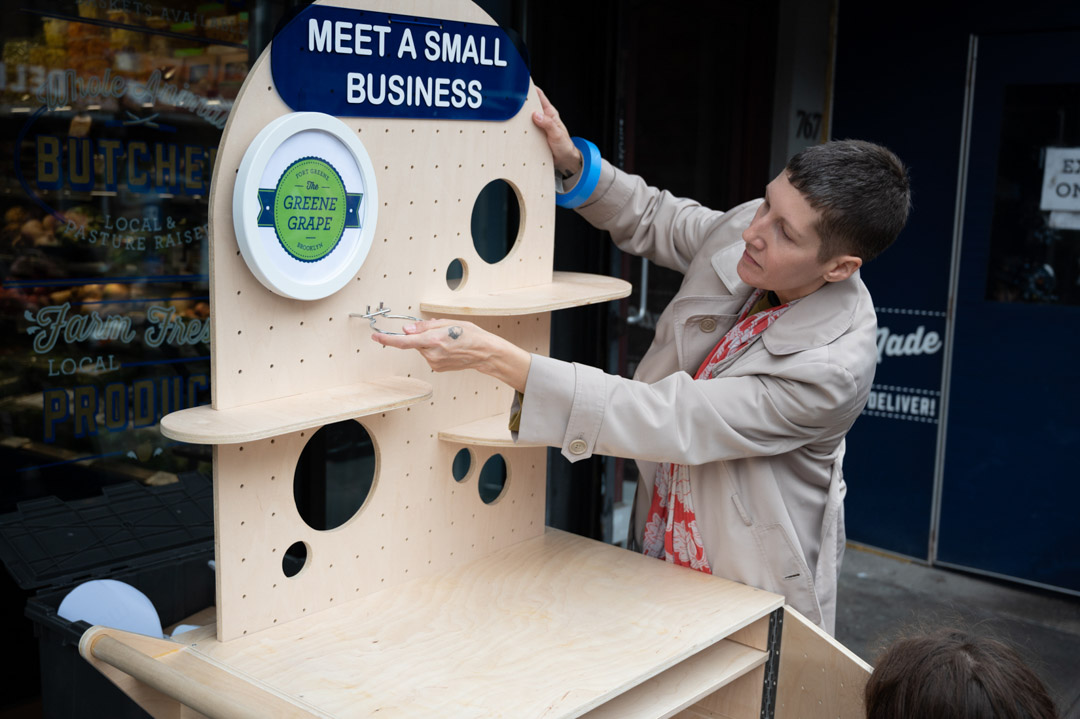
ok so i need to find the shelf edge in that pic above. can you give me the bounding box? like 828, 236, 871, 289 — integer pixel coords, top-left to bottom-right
419, 272, 631, 316
437, 413, 546, 447
160, 377, 432, 444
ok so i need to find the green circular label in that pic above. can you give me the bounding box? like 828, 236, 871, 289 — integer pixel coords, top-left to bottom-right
273, 157, 348, 263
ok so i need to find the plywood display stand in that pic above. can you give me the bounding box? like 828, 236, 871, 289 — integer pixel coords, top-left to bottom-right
76, 1, 872, 716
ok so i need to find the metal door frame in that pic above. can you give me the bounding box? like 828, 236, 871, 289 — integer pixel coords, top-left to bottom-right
929, 34, 977, 568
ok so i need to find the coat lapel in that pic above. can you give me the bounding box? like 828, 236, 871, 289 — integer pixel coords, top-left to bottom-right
762, 270, 864, 355
671, 244, 864, 370
711, 240, 748, 293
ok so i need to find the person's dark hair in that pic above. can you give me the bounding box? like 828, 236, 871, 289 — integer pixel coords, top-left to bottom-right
785, 139, 911, 263
865, 628, 1059, 719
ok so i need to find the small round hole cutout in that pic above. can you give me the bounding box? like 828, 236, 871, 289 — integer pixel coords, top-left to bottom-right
478, 454, 508, 504
452, 448, 473, 482
283, 541, 308, 578
294, 420, 376, 530
471, 179, 521, 264
446, 258, 467, 290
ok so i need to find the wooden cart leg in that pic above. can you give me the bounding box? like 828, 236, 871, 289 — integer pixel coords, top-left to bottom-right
774, 606, 871, 719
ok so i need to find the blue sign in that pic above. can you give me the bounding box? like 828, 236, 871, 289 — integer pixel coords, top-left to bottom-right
270, 6, 530, 121
843, 300, 947, 558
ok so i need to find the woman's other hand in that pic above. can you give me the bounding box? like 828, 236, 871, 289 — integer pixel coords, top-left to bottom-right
531, 87, 583, 177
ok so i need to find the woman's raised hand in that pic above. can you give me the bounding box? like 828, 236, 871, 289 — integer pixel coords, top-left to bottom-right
531, 87, 582, 177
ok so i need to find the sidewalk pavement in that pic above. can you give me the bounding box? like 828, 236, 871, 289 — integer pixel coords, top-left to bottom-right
836, 543, 1080, 718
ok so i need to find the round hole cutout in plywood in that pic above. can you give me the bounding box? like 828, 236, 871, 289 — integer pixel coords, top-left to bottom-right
478, 454, 507, 504
452, 448, 473, 482
283, 541, 309, 578
294, 420, 376, 531
471, 179, 521, 265
446, 258, 468, 291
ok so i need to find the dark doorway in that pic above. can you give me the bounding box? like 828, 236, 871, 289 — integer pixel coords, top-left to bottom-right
939, 31, 1080, 592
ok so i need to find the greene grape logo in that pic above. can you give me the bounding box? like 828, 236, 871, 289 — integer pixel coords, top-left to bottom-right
257, 156, 362, 263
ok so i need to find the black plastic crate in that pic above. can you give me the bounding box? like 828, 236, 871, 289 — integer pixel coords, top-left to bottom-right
0, 473, 215, 719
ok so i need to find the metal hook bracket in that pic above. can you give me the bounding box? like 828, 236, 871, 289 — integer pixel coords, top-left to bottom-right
350, 303, 421, 335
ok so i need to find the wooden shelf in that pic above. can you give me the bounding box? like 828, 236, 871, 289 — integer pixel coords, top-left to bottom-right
579, 639, 768, 719
159, 377, 432, 444
84, 530, 784, 718
420, 271, 632, 316
438, 413, 545, 447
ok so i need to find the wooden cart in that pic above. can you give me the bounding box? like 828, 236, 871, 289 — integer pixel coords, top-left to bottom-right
78, 2, 871, 715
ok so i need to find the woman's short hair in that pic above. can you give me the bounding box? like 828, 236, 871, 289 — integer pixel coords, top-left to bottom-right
864, 628, 1059, 719
785, 139, 911, 263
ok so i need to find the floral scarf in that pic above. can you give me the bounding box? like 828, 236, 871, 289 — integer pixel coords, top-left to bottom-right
641, 288, 795, 573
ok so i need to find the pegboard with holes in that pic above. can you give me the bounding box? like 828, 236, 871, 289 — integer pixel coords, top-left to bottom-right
212, 430, 547, 638
157, 0, 623, 642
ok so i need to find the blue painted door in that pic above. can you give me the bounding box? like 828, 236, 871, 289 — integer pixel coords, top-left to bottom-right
939, 31, 1080, 592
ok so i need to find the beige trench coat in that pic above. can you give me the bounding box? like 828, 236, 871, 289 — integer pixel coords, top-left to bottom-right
516, 160, 878, 634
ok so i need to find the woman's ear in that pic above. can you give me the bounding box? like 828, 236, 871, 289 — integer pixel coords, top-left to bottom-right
823, 255, 863, 283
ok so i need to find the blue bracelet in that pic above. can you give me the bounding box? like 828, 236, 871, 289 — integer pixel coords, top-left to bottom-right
555, 137, 601, 209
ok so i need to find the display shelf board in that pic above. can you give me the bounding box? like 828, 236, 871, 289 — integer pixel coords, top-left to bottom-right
672, 667, 769, 719
420, 271, 632, 316
82, 529, 785, 719
578, 638, 769, 719
438, 412, 543, 447
159, 377, 432, 444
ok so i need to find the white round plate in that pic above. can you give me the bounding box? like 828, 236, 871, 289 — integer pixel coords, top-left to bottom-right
233, 112, 378, 300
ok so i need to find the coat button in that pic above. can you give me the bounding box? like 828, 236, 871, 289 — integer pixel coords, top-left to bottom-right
700, 318, 717, 333
569, 439, 588, 455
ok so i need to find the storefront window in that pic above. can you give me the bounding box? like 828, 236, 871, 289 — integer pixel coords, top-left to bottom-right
0, 0, 257, 509
984, 83, 1080, 306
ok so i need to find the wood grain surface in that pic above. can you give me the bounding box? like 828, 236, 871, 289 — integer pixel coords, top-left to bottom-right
190, 529, 784, 718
